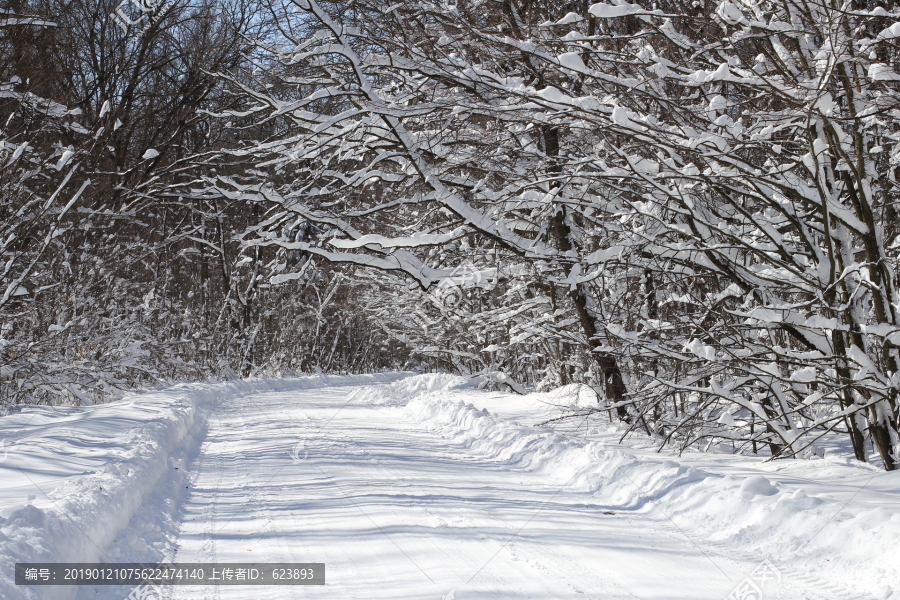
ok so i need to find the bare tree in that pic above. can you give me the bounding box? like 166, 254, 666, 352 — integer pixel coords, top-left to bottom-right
209, 0, 900, 468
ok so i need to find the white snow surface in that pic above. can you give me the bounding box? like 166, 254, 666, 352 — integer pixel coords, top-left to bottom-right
0, 374, 403, 600
1, 373, 898, 600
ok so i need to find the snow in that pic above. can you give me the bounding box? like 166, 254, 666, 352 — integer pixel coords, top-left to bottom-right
2, 373, 898, 600
716, 0, 748, 25
868, 63, 900, 81
589, 2, 645, 18
555, 12, 583, 25
53, 150, 73, 171
0, 374, 403, 600
10, 141, 27, 162
557, 52, 588, 73
739, 475, 778, 499
329, 230, 466, 250
878, 22, 900, 39
688, 62, 733, 84
708, 95, 727, 112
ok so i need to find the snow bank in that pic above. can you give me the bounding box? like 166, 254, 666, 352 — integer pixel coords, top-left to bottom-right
0, 373, 405, 600
396, 375, 900, 599
345, 372, 467, 407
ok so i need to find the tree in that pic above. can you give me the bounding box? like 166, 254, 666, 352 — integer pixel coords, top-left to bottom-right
209, 0, 900, 469
0, 0, 381, 406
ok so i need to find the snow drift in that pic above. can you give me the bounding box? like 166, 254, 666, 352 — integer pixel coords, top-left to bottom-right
0, 373, 405, 600
365, 374, 900, 599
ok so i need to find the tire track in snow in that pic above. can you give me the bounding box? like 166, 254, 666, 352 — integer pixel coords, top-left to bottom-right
75, 376, 887, 600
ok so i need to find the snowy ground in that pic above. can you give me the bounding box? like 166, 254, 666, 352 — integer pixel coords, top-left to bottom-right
1, 374, 898, 600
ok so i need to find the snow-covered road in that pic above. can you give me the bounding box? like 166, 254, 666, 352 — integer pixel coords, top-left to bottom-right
3, 375, 898, 600
165, 385, 733, 600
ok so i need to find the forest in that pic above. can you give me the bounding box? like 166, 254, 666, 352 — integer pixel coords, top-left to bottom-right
3, 0, 900, 471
